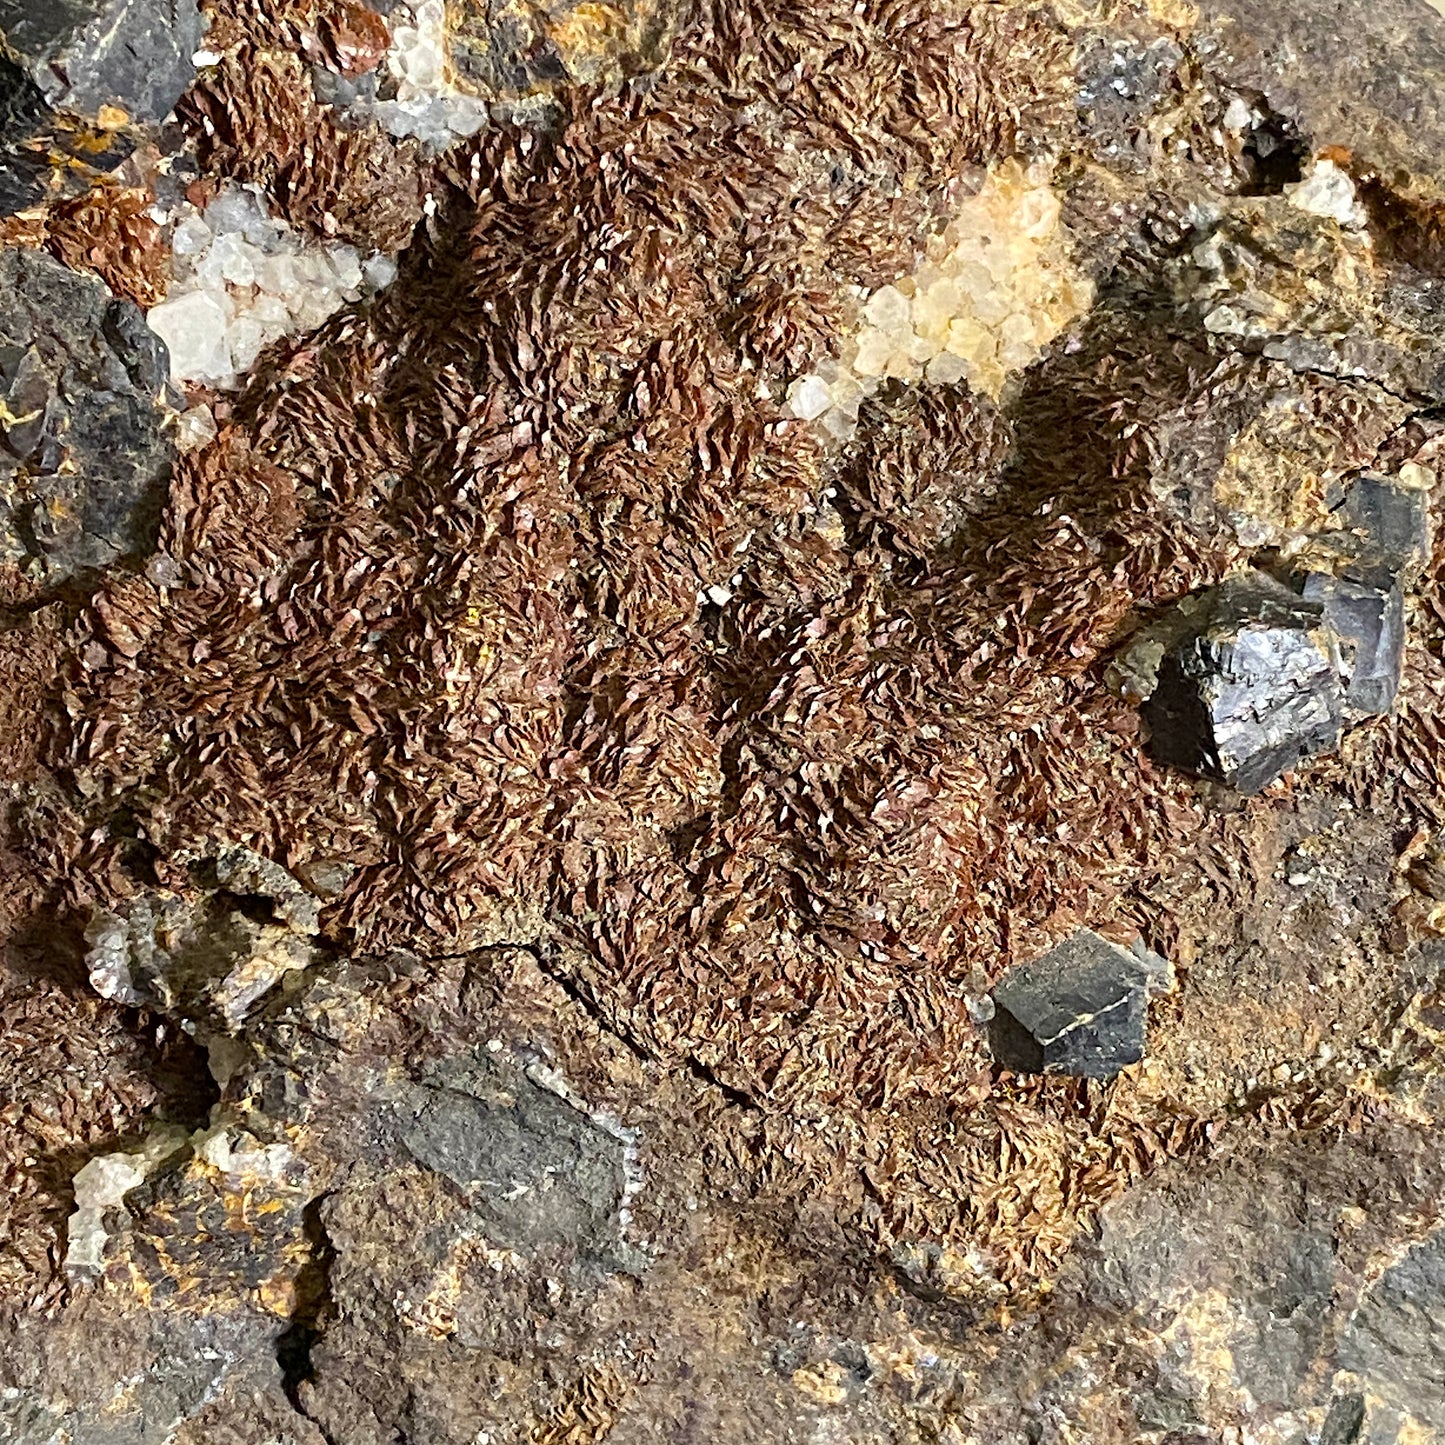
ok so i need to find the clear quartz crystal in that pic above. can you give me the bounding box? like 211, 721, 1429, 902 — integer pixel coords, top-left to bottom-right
360, 0, 493, 146
787, 374, 833, 421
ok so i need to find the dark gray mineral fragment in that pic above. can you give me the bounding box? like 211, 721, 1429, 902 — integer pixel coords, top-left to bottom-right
1141, 570, 1345, 794
0, 246, 173, 585
1320, 470, 1431, 583
1337, 1226, 1445, 1429
0, 0, 203, 125
0, 51, 49, 212
989, 930, 1169, 1079
1303, 572, 1403, 717
398, 1064, 630, 1262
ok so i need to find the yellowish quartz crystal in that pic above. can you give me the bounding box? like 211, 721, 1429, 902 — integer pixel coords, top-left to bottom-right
786, 158, 1093, 438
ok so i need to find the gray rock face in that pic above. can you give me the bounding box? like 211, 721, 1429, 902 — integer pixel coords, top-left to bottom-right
0, 0, 202, 124
1059, 1123, 1445, 1445
1299, 467, 1435, 601
397, 1070, 630, 1261
1329, 471, 1432, 582
1075, 35, 1183, 171
0, 1304, 307, 1445
0, 52, 49, 212
989, 930, 1168, 1079
0, 0, 196, 214
0, 247, 172, 585
84, 846, 323, 1032
1338, 1227, 1445, 1431
1142, 571, 1346, 794
1194, 0, 1445, 199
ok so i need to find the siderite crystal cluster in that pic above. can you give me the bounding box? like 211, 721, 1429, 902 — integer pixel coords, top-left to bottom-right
8, 0, 1445, 1441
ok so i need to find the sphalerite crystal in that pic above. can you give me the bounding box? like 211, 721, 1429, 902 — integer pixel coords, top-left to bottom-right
0, 0, 202, 125
0, 0, 200, 214
0, 246, 173, 585
1318, 469, 1432, 582
1302, 572, 1404, 717
989, 930, 1171, 1079
1139, 571, 1347, 794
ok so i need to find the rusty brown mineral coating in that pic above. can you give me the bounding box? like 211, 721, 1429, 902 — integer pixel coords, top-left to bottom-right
42, 184, 172, 305
179, 49, 429, 253
4, 0, 1445, 1437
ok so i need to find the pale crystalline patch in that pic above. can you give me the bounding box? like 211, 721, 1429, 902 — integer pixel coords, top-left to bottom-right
1222, 95, 1255, 132
83, 846, 322, 1031
146, 185, 395, 389
173, 403, 218, 453
328, 0, 490, 148
786, 158, 1094, 440
65, 1125, 190, 1277
193, 1125, 295, 1182
1284, 158, 1367, 229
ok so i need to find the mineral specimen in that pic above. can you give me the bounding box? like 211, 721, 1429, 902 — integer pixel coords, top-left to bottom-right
447, 0, 681, 96
787, 158, 1093, 437
989, 930, 1170, 1079
1283, 157, 1367, 228
1302, 572, 1404, 716
1075, 35, 1183, 169
0, 0, 200, 214
1149, 363, 1413, 551
1336, 1224, 1445, 1432
1138, 571, 1347, 794
0, 246, 172, 585
318, 0, 491, 145
1317, 469, 1432, 582
63, 1124, 189, 1277
8, 0, 1445, 1438
0, 52, 49, 212
319, 0, 682, 146
0, 0, 203, 124
396, 1067, 631, 1260
84, 846, 322, 1031
146, 184, 397, 387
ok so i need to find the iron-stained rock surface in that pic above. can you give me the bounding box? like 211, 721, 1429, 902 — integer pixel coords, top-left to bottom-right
448, 0, 682, 99
6, 0, 1445, 1439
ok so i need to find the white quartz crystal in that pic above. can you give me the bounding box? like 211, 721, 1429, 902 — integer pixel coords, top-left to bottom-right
362, 0, 490, 147
195, 1126, 294, 1181
149, 290, 232, 385
1222, 96, 1254, 132
786, 373, 834, 421
148, 184, 397, 389
1284, 158, 1366, 228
